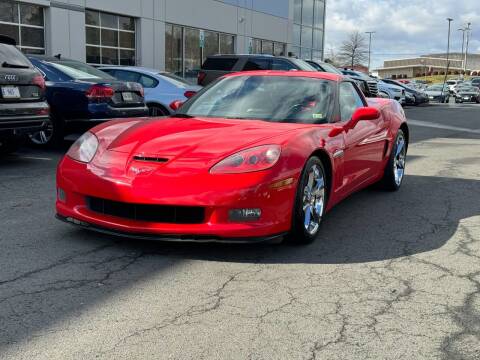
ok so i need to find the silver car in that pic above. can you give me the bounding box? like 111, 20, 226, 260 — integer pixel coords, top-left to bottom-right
100, 66, 201, 116
425, 84, 450, 103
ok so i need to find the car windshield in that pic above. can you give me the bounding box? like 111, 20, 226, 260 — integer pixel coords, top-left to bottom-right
459, 86, 477, 92
0, 43, 31, 67
427, 85, 446, 91
178, 75, 335, 124
47, 60, 115, 80
319, 62, 343, 75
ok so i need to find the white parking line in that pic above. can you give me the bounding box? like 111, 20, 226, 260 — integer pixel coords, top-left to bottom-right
408, 119, 480, 134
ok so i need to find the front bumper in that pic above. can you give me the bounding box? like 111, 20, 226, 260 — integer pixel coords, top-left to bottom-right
56, 156, 297, 241
56, 214, 286, 243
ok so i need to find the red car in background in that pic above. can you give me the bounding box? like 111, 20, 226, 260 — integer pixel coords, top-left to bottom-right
56, 71, 408, 244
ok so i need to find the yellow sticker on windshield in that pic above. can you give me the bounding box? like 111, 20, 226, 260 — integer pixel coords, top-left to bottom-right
312, 113, 324, 119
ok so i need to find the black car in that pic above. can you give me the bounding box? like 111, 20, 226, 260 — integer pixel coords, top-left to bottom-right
198, 55, 316, 86
455, 85, 480, 103
27, 55, 149, 147
340, 69, 379, 98
382, 79, 429, 105
0, 35, 49, 155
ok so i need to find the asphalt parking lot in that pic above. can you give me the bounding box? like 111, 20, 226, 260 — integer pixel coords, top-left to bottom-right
1, 103, 479, 360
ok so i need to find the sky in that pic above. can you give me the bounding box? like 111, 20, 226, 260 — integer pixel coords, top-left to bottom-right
324, 0, 480, 69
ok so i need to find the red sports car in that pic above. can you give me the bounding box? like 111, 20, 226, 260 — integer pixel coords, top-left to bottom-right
56, 71, 408, 244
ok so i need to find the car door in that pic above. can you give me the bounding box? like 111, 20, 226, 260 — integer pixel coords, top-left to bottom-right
339, 82, 386, 194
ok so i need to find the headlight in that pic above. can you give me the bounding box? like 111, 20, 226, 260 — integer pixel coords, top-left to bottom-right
210, 145, 281, 174
66, 132, 99, 163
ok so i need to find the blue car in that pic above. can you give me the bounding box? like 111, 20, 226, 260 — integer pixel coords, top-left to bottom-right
99, 66, 202, 116
27, 56, 148, 146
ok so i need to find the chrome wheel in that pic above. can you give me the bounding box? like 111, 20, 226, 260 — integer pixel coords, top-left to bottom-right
302, 164, 325, 235
393, 133, 406, 186
29, 118, 53, 145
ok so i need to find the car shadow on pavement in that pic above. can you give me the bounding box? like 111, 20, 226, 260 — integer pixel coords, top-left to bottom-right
80, 173, 479, 265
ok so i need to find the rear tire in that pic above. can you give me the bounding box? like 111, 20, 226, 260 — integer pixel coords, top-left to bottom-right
381, 129, 407, 191
287, 157, 327, 245
0, 135, 22, 156
148, 104, 169, 117
28, 114, 64, 148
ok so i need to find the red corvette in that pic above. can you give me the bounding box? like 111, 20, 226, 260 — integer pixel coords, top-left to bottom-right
56, 71, 408, 244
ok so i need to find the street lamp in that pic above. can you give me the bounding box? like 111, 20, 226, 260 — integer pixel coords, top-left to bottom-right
444, 18, 453, 89
464, 23, 472, 75
365, 31, 375, 74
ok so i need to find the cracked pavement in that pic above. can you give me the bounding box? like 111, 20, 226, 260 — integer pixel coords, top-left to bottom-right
0, 104, 479, 359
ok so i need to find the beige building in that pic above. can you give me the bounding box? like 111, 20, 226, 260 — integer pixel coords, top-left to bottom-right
376, 57, 464, 79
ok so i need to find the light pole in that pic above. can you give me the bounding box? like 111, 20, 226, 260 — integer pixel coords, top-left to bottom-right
464, 22, 472, 75
365, 31, 375, 74
444, 18, 453, 88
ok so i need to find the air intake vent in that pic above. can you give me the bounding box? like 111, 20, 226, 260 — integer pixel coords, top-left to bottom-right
86, 196, 205, 224
133, 155, 169, 163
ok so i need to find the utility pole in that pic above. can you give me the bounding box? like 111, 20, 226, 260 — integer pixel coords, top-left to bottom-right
365, 31, 375, 74
464, 22, 472, 75
444, 18, 453, 88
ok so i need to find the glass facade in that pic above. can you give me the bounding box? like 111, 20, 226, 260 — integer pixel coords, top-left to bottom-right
85, 10, 136, 65
250, 38, 286, 56
0, 0, 45, 54
165, 23, 235, 83
292, 0, 325, 60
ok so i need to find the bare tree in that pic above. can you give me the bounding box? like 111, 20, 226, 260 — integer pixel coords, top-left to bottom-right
338, 31, 368, 68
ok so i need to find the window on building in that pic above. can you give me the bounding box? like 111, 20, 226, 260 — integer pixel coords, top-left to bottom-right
0, 0, 45, 54
261, 41, 273, 55
292, 0, 324, 61
165, 24, 183, 77
165, 24, 235, 82
85, 9, 136, 65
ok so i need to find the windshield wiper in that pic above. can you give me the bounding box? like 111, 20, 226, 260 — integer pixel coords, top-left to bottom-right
2, 61, 29, 69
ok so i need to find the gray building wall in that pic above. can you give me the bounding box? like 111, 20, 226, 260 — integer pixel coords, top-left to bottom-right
12, 0, 321, 70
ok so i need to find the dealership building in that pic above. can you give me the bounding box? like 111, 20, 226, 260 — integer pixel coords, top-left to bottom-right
0, 0, 326, 81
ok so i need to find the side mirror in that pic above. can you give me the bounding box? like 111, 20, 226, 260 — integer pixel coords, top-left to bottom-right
169, 100, 184, 112
346, 107, 380, 130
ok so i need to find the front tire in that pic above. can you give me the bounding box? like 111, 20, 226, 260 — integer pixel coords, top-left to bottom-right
381, 129, 407, 191
287, 157, 327, 244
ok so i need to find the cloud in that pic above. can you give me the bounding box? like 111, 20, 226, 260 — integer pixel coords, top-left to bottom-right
325, 0, 480, 69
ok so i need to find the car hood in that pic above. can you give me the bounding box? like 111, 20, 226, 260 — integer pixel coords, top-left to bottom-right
458, 91, 478, 95
92, 117, 305, 163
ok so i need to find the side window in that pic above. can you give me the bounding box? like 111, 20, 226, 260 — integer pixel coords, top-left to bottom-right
139, 75, 158, 88
339, 82, 365, 122
114, 70, 140, 83
243, 58, 270, 71
271, 59, 296, 71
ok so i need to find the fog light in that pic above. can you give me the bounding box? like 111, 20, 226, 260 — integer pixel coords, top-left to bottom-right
229, 208, 261, 222
57, 188, 66, 202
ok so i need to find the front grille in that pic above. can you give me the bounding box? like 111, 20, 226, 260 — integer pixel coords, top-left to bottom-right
86, 196, 205, 224
367, 81, 379, 97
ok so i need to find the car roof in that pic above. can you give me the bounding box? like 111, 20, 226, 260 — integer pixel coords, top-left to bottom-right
224, 70, 343, 82
27, 54, 76, 62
